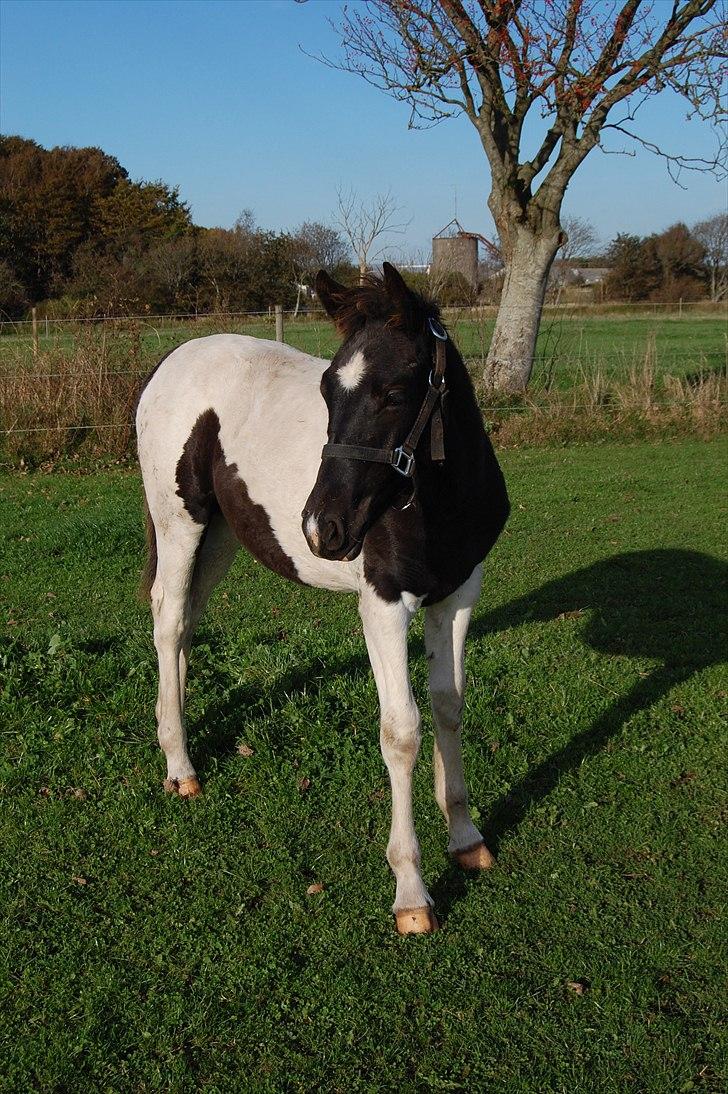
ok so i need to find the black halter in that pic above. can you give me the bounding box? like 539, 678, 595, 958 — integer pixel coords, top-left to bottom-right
321, 317, 449, 480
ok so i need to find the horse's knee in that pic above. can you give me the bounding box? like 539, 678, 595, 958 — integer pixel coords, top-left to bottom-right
152, 599, 189, 649
380, 701, 420, 755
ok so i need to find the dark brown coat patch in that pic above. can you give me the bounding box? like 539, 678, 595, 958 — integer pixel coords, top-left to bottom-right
176, 409, 301, 584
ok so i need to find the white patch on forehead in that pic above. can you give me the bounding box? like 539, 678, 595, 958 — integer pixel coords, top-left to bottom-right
337, 350, 367, 392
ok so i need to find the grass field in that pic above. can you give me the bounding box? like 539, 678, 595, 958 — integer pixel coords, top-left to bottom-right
1, 439, 726, 1090
3, 310, 726, 389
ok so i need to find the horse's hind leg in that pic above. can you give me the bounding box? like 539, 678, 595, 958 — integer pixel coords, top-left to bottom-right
178, 512, 238, 703
425, 564, 495, 870
149, 514, 204, 797
150, 510, 238, 796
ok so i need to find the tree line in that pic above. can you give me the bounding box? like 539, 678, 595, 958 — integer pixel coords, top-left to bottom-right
1, 135, 725, 322
604, 219, 727, 304
0, 136, 352, 319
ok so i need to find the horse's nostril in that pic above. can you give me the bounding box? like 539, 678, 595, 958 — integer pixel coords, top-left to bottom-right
321, 516, 345, 553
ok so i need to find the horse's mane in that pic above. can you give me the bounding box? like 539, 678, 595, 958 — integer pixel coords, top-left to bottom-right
327, 274, 441, 340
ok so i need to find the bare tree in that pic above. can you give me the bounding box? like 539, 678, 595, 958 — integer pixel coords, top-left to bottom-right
321, 1, 726, 391
692, 211, 728, 301
286, 222, 350, 315
551, 216, 600, 303
336, 187, 410, 282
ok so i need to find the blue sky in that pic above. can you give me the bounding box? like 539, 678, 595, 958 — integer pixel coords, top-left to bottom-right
1, 0, 725, 255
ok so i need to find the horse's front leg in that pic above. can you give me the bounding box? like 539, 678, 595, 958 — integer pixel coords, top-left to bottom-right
359, 586, 438, 935
425, 564, 495, 870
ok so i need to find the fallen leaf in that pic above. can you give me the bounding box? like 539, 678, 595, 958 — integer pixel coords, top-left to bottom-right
557, 609, 584, 621
70, 787, 88, 800
490, 740, 500, 753
306, 883, 324, 896
237, 743, 254, 757
566, 979, 590, 996
72, 876, 88, 886
298, 777, 311, 793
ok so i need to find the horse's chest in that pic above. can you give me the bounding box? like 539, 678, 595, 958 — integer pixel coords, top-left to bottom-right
362, 507, 492, 605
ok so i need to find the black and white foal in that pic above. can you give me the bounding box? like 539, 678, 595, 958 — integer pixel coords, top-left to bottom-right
136, 263, 509, 934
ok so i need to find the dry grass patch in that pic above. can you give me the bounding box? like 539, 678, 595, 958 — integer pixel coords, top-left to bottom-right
0, 326, 145, 467
481, 361, 727, 447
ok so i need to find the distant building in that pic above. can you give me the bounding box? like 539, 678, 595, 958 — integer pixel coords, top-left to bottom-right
558, 266, 611, 285
432, 221, 479, 288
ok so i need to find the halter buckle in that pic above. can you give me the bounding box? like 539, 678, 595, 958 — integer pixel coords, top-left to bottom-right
428, 369, 447, 392
428, 317, 448, 341
392, 446, 415, 477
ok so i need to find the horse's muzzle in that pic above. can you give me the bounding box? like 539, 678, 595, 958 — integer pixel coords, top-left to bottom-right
301, 509, 361, 562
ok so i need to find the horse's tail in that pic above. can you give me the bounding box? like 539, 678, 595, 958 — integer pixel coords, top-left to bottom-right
139, 496, 158, 603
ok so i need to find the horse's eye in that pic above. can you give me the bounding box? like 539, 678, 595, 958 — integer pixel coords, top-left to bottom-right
384, 389, 406, 407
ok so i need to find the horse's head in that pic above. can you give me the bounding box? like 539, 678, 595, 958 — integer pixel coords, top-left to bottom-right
302, 262, 444, 562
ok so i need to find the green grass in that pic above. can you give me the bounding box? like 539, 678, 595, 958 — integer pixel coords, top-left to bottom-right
1, 439, 726, 1091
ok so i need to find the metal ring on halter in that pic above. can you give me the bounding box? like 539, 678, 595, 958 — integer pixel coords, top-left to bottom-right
428, 317, 448, 340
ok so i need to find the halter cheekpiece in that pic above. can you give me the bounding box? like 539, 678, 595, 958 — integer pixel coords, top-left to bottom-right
321, 316, 449, 479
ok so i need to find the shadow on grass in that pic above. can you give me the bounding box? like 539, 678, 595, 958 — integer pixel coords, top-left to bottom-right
184, 549, 725, 917
432, 548, 727, 919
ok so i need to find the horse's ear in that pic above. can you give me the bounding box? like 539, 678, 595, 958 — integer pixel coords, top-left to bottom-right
315, 270, 349, 320
382, 262, 411, 306
382, 261, 420, 332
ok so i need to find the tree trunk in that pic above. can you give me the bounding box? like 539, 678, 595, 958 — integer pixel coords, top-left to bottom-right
484, 225, 561, 394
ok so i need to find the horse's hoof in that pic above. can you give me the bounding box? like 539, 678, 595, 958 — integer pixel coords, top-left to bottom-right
452, 841, 495, 870
163, 776, 202, 798
395, 906, 439, 935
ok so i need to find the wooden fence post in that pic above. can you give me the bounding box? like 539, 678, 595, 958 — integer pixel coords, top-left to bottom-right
275, 304, 284, 343
32, 307, 38, 357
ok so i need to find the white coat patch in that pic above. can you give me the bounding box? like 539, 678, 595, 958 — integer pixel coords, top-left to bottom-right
304, 513, 320, 550
337, 350, 367, 391
401, 591, 424, 613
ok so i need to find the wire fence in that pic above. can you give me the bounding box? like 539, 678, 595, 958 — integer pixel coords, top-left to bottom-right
1, 303, 725, 458
1, 298, 726, 333
4, 397, 726, 438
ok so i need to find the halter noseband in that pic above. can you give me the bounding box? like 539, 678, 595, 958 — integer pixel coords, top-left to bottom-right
321, 317, 449, 480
